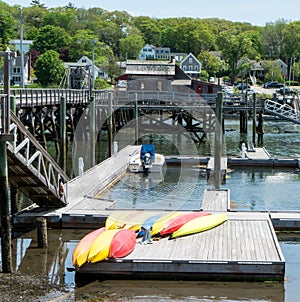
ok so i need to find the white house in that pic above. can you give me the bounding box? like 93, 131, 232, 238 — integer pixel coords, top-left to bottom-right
8, 39, 33, 86
138, 44, 170, 60
77, 56, 108, 80
180, 53, 202, 79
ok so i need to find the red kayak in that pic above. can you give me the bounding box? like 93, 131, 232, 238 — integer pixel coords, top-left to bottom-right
109, 229, 136, 259
159, 212, 211, 236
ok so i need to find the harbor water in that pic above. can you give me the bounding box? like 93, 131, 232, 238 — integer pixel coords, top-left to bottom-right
2, 118, 300, 301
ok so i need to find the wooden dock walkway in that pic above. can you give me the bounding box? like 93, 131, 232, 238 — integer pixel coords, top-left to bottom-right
76, 212, 285, 281
13, 145, 300, 281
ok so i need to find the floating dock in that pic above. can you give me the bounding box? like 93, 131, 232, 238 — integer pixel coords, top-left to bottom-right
76, 212, 285, 281
12, 145, 300, 281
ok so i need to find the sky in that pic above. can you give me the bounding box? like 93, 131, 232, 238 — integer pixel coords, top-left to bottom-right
5, 0, 300, 26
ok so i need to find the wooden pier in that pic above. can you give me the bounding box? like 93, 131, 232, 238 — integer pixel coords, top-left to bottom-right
13, 145, 300, 281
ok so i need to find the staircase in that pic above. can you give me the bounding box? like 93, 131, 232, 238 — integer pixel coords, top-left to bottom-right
7, 112, 69, 208
264, 99, 300, 124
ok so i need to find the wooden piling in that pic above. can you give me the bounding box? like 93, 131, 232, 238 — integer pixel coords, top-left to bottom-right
0, 141, 12, 273
36, 217, 48, 248
257, 112, 264, 146
108, 93, 113, 157
252, 93, 257, 147
59, 96, 67, 172
134, 93, 139, 144
90, 96, 96, 166
214, 92, 223, 190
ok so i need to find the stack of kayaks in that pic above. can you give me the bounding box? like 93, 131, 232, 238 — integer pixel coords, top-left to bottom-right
72, 210, 228, 267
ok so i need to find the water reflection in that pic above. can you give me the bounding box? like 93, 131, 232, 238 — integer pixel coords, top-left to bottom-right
3, 228, 300, 301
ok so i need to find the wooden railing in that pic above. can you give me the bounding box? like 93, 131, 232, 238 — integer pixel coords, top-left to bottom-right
6, 111, 69, 207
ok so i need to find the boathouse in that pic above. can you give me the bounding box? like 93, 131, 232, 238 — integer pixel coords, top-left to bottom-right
115, 59, 221, 96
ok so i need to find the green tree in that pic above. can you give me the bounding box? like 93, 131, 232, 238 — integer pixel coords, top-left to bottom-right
31, 25, 71, 54
263, 61, 283, 82
0, 9, 16, 46
119, 34, 144, 59
198, 51, 222, 77
261, 19, 287, 59
34, 49, 66, 86
217, 30, 254, 83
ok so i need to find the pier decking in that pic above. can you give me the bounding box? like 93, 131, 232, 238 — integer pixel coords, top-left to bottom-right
13, 145, 300, 281
76, 212, 285, 281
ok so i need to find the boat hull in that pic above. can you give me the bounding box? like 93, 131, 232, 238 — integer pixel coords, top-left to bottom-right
171, 213, 228, 239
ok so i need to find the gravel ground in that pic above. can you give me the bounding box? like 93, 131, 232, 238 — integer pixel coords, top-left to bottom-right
0, 272, 67, 302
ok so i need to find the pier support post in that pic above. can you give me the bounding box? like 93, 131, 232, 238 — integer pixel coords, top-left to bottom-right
0, 49, 16, 274
10, 96, 19, 214
134, 93, 139, 145
257, 112, 264, 146
214, 92, 223, 190
108, 93, 113, 157
60, 96, 67, 172
240, 111, 248, 134
252, 93, 257, 147
90, 96, 96, 166
0, 141, 12, 273
36, 217, 48, 248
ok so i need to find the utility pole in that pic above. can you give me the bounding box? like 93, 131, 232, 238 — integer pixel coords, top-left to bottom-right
19, 7, 24, 88
91, 39, 97, 91
0, 48, 16, 273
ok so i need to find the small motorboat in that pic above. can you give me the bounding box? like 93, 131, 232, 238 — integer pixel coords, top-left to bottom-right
128, 144, 165, 173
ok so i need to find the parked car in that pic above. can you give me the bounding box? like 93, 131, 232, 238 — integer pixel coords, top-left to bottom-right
234, 83, 251, 91
276, 87, 296, 95
263, 81, 284, 88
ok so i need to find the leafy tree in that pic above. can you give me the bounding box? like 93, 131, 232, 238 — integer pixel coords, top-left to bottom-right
22, 5, 46, 29
263, 61, 283, 82
261, 19, 287, 59
282, 21, 300, 62
31, 25, 71, 54
30, 0, 46, 8
217, 30, 254, 83
42, 7, 77, 33
34, 49, 66, 86
197, 51, 222, 77
0, 9, 16, 46
119, 34, 144, 59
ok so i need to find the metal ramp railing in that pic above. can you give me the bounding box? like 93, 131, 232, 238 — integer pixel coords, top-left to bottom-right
264, 99, 300, 124
7, 111, 69, 208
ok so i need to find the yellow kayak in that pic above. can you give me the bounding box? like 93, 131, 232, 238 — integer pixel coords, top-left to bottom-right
106, 211, 136, 230
151, 212, 182, 236
171, 213, 228, 239
124, 211, 161, 231
88, 229, 120, 263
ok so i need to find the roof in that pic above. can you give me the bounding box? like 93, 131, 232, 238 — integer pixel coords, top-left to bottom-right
126, 60, 176, 76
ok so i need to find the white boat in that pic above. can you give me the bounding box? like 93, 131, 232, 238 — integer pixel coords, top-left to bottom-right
128, 144, 165, 173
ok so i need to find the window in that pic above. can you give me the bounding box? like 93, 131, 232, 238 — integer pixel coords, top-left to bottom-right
189, 58, 193, 64
183, 66, 187, 71
157, 81, 162, 91
208, 85, 214, 94
189, 65, 193, 71
194, 65, 198, 71
140, 81, 145, 90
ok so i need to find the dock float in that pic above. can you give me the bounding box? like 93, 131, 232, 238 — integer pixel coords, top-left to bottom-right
75, 212, 285, 281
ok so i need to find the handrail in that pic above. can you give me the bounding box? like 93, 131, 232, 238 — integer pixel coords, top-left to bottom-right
264, 99, 300, 124
7, 111, 69, 204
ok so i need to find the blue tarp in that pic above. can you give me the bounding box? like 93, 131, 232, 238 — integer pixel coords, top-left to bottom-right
140, 144, 155, 160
